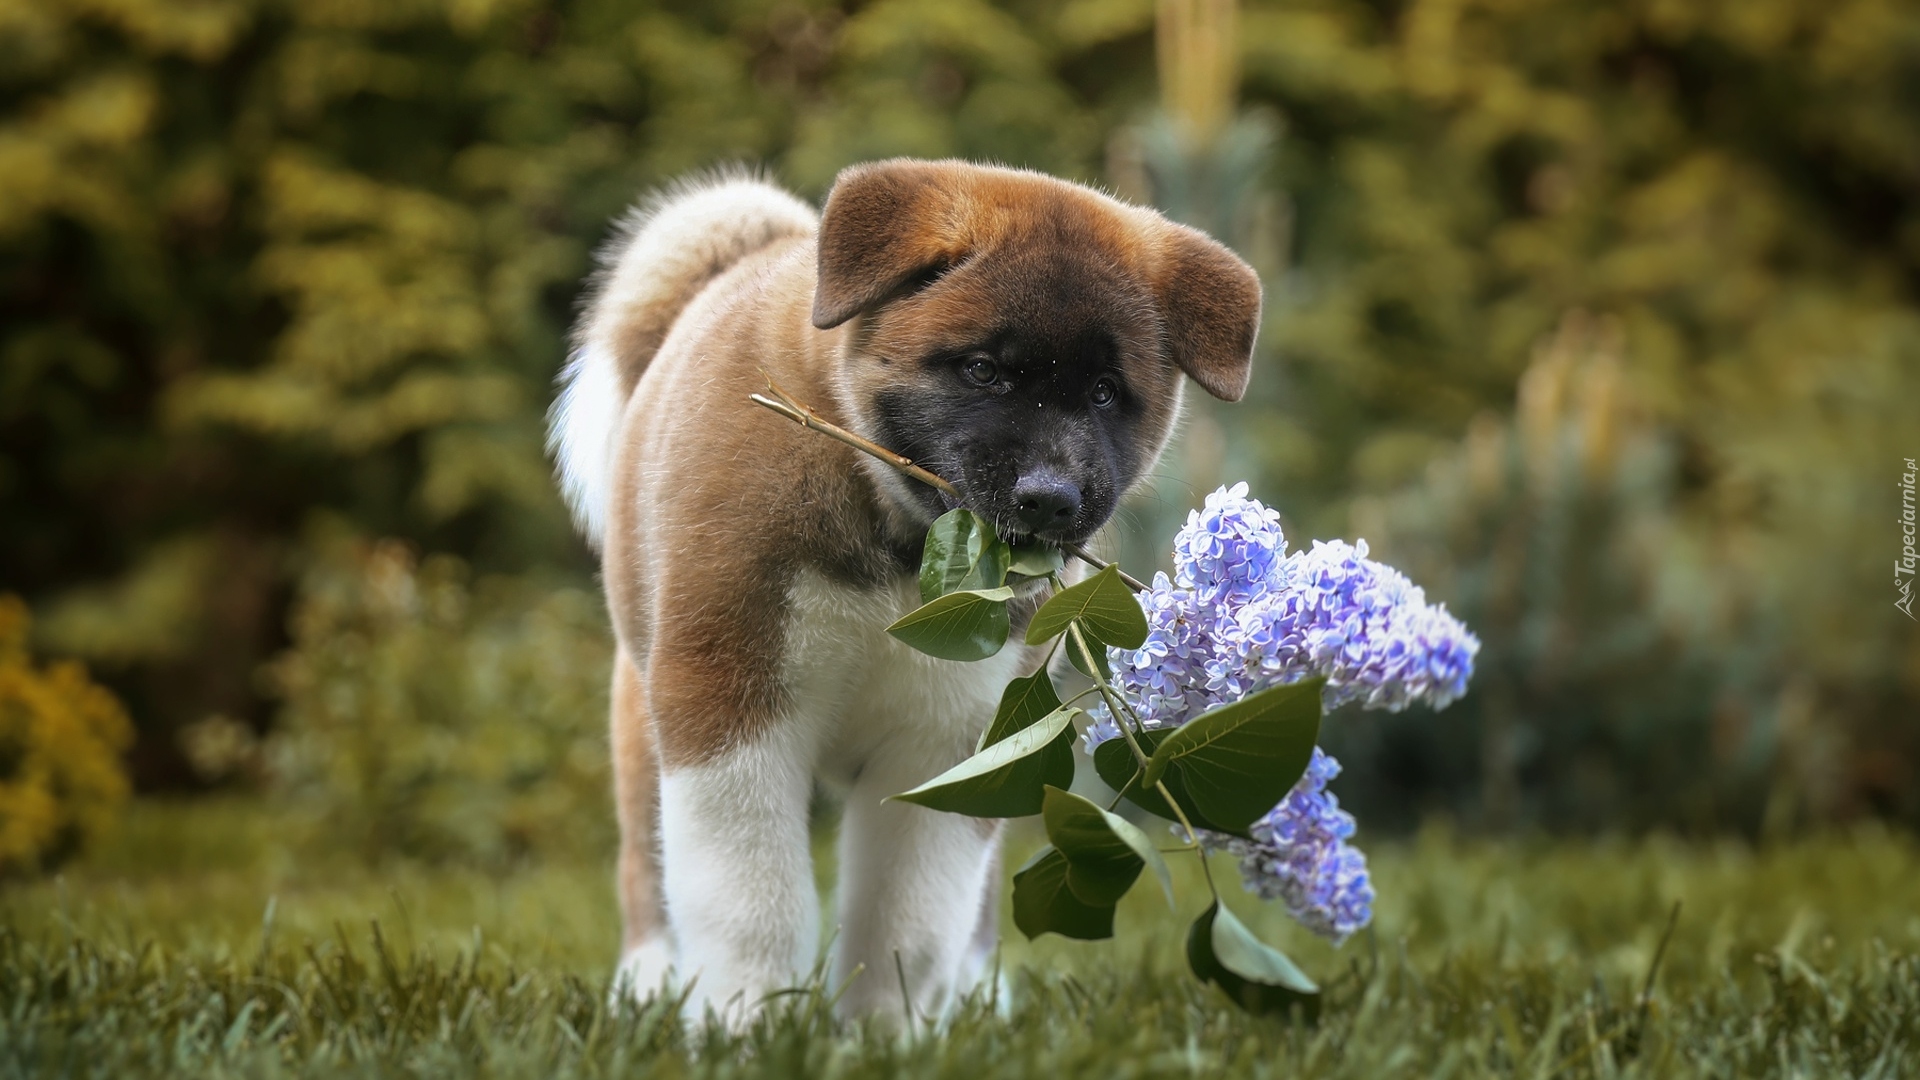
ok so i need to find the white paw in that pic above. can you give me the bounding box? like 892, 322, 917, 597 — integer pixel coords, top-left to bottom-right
608, 939, 677, 1009
679, 965, 803, 1034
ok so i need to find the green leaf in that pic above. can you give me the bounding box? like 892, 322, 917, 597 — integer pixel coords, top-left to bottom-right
1006, 541, 1065, 582
1065, 625, 1113, 682
1090, 730, 1242, 836
1041, 785, 1173, 908
1187, 902, 1320, 1018
890, 706, 1077, 817
1024, 565, 1147, 648
1011, 847, 1115, 941
1141, 678, 1325, 832
919, 509, 1011, 603
886, 587, 1015, 662
979, 670, 1063, 750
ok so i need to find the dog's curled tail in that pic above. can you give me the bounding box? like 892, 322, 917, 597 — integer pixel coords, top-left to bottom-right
549, 172, 818, 547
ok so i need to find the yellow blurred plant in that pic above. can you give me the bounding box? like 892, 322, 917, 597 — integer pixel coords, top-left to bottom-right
0, 596, 133, 875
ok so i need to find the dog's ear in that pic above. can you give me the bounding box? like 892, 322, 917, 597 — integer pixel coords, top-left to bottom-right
812, 160, 970, 330
1155, 224, 1262, 402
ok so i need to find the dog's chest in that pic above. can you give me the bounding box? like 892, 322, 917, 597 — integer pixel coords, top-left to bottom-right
783, 570, 1030, 780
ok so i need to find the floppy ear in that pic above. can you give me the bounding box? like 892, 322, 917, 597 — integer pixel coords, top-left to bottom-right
1156, 224, 1262, 402
812, 159, 970, 329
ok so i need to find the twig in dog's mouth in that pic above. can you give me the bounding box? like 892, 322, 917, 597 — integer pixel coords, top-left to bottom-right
750, 375, 1148, 592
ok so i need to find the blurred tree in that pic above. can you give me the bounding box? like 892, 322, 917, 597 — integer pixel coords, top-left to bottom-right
1, 0, 1914, 832
1103, 0, 1919, 831
1226, 0, 1920, 830
0, 0, 1129, 787
1102, 0, 1299, 577
1335, 314, 1776, 832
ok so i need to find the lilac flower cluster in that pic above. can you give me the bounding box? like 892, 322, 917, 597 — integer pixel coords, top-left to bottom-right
1199, 748, 1375, 942
1082, 484, 1479, 746
1086, 483, 1478, 942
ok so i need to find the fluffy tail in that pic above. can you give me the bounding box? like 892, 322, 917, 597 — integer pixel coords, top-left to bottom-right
549, 172, 818, 547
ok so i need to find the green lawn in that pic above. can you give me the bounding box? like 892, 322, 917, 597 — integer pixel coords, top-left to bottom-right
4, 799, 1919, 1078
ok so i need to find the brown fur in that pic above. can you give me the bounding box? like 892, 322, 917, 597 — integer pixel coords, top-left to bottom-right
610, 646, 665, 951
815, 160, 1260, 399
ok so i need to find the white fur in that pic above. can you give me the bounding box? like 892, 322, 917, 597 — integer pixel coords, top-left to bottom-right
548, 345, 623, 544
658, 721, 822, 1026
650, 570, 1029, 1027
609, 938, 675, 1006
549, 174, 817, 546
806, 573, 1024, 1022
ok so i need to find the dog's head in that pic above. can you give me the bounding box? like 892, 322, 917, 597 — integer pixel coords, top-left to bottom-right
813, 159, 1260, 547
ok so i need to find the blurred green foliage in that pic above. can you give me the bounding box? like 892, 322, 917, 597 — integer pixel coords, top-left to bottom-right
267, 528, 612, 864
1134, 0, 1920, 833
1328, 314, 1771, 833
1, 0, 1915, 835
1235, 0, 1920, 834
0, 0, 1140, 790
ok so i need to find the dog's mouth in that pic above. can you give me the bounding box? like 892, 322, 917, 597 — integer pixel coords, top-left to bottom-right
971, 502, 1100, 550
996, 520, 1093, 548
925, 472, 1100, 548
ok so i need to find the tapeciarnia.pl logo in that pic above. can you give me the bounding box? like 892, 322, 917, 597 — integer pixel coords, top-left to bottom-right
1900, 457, 1917, 620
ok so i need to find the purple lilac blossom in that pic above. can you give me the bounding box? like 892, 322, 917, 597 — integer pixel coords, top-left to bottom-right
1086, 483, 1478, 942
1198, 748, 1374, 943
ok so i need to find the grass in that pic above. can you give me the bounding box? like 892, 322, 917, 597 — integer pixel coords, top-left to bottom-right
4, 799, 1920, 1078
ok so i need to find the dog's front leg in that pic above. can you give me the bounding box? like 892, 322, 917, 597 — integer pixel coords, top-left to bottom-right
657, 717, 820, 1027
831, 737, 1003, 1025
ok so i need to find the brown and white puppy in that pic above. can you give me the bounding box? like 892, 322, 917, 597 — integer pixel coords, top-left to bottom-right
550, 159, 1259, 1024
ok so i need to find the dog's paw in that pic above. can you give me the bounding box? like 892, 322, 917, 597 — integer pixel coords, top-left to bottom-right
608, 939, 677, 1010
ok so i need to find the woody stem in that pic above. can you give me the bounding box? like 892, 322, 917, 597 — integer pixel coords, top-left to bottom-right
750, 378, 1148, 593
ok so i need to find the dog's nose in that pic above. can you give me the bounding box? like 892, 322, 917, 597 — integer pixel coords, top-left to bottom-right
1013, 472, 1082, 533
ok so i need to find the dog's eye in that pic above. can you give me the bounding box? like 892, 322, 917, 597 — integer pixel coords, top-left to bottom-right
1089, 376, 1119, 408
963, 358, 999, 387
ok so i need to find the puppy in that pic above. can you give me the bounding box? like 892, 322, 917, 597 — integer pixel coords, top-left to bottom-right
550, 159, 1259, 1024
